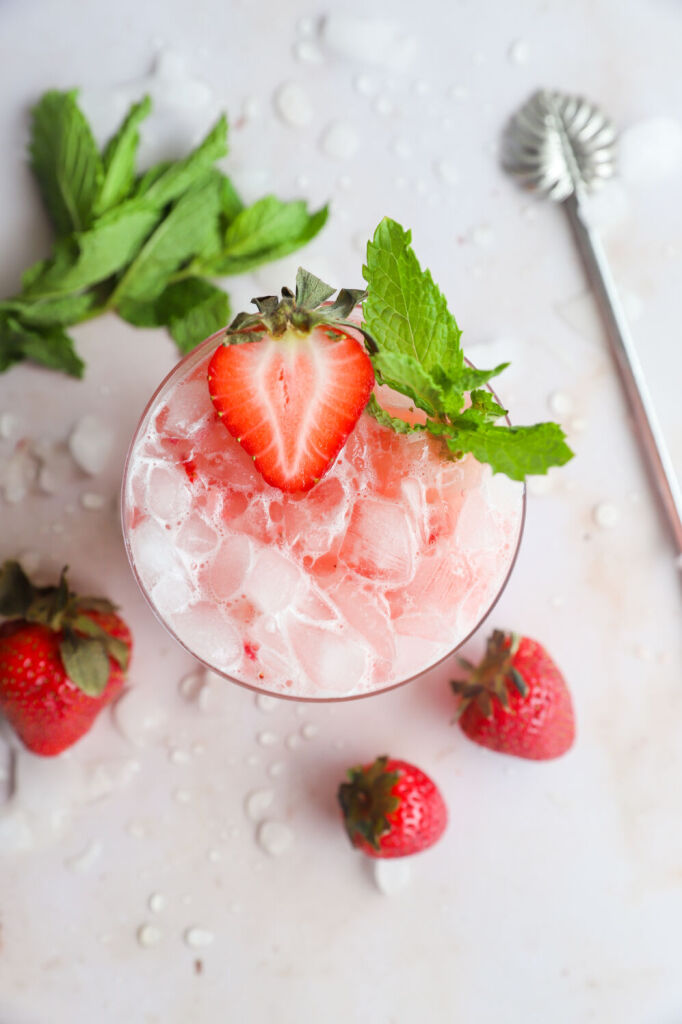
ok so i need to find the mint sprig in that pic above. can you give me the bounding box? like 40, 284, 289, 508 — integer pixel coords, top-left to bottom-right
0, 90, 327, 377
362, 218, 573, 480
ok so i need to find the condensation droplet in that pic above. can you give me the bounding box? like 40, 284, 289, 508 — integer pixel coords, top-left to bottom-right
319, 121, 360, 160
301, 723, 318, 740
274, 81, 314, 127
257, 820, 294, 857
245, 788, 274, 821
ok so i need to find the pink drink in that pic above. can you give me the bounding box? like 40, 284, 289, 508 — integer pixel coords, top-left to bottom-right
122, 333, 524, 700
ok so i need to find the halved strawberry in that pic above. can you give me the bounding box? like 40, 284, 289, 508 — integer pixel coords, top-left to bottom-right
207, 270, 376, 493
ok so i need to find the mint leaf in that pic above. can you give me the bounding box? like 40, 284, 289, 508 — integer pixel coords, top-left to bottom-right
159, 279, 230, 354
365, 394, 424, 435
0, 292, 97, 327
204, 199, 328, 275
29, 90, 103, 233
135, 115, 228, 208
23, 201, 160, 298
362, 217, 574, 479
119, 277, 230, 354
1, 315, 84, 377
435, 421, 574, 481
372, 350, 446, 418
96, 95, 152, 215
111, 171, 222, 304
363, 218, 463, 381
219, 174, 244, 224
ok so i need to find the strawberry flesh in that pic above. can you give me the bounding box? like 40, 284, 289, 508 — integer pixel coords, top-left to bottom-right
208, 326, 375, 492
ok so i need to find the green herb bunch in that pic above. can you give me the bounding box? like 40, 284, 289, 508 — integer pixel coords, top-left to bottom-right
0, 90, 327, 377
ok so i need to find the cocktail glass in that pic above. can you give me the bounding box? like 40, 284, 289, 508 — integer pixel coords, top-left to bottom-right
122, 330, 525, 701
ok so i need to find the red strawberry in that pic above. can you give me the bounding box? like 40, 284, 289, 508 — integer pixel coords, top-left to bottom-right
451, 629, 575, 760
208, 270, 375, 493
338, 755, 447, 858
0, 561, 132, 756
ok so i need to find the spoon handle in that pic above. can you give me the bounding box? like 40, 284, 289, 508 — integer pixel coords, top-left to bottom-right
564, 191, 682, 562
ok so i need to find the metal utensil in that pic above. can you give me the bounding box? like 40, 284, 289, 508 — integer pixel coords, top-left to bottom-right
502, 88, 682, 564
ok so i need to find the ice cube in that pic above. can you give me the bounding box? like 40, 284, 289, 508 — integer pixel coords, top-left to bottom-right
329, 579, 395, 661
69, 415, 114, 475
150, 574, 194, 617
339, 498, 416, 585
402, 553, 474, 616
281, 476, 348, 556
147, 464, 192, 522
287, 618, 368, 694
455, 490, 504, 551
130, 518, 184, 589
243, 549, 304, 613
163, 378, 213, 436
176, 514, 219, 559
206, 535, 252, 601
171, 603, 242, 669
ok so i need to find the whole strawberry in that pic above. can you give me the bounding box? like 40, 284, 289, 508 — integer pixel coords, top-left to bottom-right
451, 629, 575, 760
208, 268, 375, 493
338, 755, 447, 858
0, 560, 131, 756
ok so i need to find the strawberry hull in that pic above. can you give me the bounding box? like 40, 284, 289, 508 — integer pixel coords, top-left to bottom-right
122, 332, 525, 701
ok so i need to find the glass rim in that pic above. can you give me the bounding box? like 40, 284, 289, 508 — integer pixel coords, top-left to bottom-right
121, 331, 527, 703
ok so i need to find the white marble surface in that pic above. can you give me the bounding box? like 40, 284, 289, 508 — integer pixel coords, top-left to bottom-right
1, 1, 681, 1022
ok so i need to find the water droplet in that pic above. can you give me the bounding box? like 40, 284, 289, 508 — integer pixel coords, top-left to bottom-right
148, 892, 166, 914
293, 39, 323, 64
169, 748, 191, 765
256, 693, 279, 713
374, 95, 393, 116
257, 820, 294, 857
174, 787, 192, 804
300, 723, 318, 740
81, 491, 106, 510
469, 224, 494, 247
547, 391, 574, 418
268, 761, 285, 779
257, 731, 278, 747
390, 138, 412, 160
184, 927, 214, 948
319, 120, 359, 160
137, 923, 163, 948
274, 81, 314, 128
245, 788, 274, 821
354, 74, 377, 97
286, 734, 302, 751
207, 848, 222, 863
507, 38, 530, 65
592, 502, 620, 529
433, 158, 458, 186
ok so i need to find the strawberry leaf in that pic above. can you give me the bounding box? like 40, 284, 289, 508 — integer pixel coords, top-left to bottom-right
71, 613, 129, 671
59, 632, 111, 696
0, 560, 34, 618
